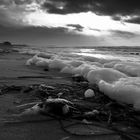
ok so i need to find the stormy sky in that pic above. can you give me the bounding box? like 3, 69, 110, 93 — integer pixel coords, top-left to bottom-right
0, 0, 140, 46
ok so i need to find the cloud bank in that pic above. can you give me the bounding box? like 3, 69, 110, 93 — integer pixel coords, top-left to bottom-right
1, 0, 140, 24
42, 0, 140, 24
0, 0, 140, 46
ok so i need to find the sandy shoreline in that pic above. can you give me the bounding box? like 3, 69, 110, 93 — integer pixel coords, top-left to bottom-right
0, 51, 72, 140
0, 52, 71, 86
0, 51, 122, 140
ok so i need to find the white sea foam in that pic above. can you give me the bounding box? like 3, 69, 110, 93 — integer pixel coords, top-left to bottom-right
26, 55, 43, 65
26, 47, 140, 110
87, 68, 127, 84
114, 62, 140, 76
103, 60, 121, 68
60, 66, 74, 74
48, 59, 68, 70
36, 60, 49, 67
99, 77, 140, 110
20, 48, 40, 55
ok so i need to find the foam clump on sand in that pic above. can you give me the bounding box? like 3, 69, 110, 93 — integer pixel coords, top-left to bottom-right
61, 63, 101, 79
68, 60, 83, 67
26, 53, 140, 110
87, 68, 127, 84
103, 61, 140, 77
114, 62, 140, 76
26, 55, 46, 66
99, 77, 140, 110
26, 53, 84, 71
60, 64, 91, 76
103, 60, 120, 68
36, 60, 49, 67
60, 66, 74, 74
72, 64, 99, 76
27, 55, 67, 70
49, 59, 67, 70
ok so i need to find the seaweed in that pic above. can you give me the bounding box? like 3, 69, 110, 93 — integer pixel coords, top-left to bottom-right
1, 82, 140, 140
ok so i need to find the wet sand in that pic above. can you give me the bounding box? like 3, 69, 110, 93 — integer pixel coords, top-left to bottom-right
0, 52, 71, 86
0, 51, 120, 140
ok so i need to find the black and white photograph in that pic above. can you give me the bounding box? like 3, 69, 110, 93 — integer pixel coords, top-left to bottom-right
0, 0, 140, 140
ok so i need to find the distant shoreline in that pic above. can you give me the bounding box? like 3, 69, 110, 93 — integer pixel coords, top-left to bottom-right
0, 41, 28, 47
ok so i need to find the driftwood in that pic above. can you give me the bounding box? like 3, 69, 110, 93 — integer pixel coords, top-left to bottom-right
1, 83, 140, 140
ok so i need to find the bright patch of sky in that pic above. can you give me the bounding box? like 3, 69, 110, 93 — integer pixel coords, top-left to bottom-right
1, 1, 140, 36
24, 6, 140, 36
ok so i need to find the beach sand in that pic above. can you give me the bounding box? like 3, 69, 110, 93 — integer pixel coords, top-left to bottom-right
0, 51, 120, 140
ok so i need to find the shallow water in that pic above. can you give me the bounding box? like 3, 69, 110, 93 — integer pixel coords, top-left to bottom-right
19, 46, 140, 63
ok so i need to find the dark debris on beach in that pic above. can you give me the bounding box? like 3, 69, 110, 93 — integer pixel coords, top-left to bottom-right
0, 77, 140, 140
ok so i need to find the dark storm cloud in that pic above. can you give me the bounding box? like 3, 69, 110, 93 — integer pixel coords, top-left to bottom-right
42, 0, 93, 14
42, 0, 140, 15
125, 17, 140, 24
110, 30, 137, 38
67, 24, 84, 31
112, 15, 140, 24
1, 0, 140, 25
42, 0, 140, 24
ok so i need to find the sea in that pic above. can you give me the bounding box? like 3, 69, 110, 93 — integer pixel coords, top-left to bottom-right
18, 45, 140, 63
